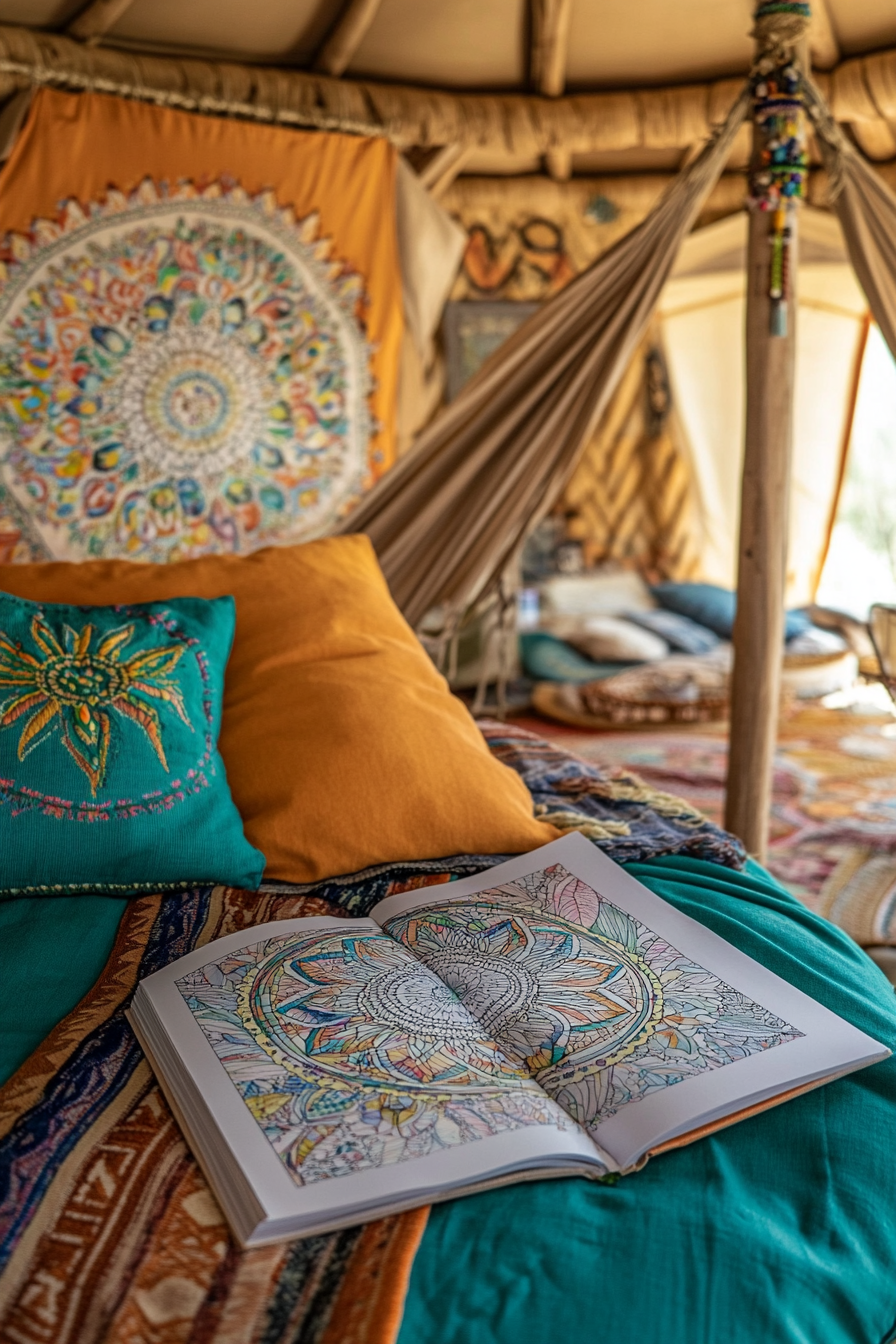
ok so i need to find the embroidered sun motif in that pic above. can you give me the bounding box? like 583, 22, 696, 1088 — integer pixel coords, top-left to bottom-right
0, 614, 191, 794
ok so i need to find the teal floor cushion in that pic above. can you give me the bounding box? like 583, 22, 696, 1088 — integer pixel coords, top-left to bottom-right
519, 630, 634, 683
1, 857, 894, 1344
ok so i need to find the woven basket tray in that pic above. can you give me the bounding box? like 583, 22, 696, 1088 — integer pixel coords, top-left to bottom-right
577, 684, 728, 725
575, 657, 730, 726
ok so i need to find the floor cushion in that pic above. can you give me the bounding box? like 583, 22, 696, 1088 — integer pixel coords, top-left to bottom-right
545, 614, 669, 662
652, 582, 812, 643
624, 607, 721, 654
519, 631, 633, 683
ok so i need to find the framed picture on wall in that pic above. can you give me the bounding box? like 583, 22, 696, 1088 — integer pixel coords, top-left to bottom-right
442, 301, 540, 401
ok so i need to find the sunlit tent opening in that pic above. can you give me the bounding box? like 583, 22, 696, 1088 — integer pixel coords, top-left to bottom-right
818, 324, 896, 615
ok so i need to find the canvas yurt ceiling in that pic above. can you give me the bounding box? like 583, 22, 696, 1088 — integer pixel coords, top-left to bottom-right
1, 0, 896, 179
5, 0, 891, 83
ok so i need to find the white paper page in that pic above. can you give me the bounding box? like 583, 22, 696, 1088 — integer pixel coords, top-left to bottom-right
372, 832, 889, 1169
137, 914, 603, 1230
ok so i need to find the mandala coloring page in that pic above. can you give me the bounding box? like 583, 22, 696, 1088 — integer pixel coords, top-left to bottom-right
177, 865, 801, 1184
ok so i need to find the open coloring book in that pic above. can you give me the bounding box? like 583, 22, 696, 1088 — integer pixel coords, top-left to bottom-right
129, 833, 888, 1246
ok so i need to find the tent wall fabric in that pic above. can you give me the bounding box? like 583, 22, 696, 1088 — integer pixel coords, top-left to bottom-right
658, 212, 869, 604
438, 169, 875, 305
393, 156, 466, 458
0, 45, 893, 625
0, 86, 404, 563
395, 157, 466, 368
339, 89, 750, 629
436, 188, 862, 602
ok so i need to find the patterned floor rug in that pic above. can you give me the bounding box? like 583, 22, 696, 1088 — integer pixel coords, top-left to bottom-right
511, 702, 896, 938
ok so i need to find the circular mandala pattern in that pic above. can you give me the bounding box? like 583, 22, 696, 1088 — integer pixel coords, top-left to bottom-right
0, 187, 373, 561
0, 602, 216, 817
356, 964, 487, 1043
238, 904, 663, 1098
387, 902, 665, 1081
415, 951, 538, 1038
114, 329, 267, 479
143, 356, 241, 453
239, 929, 530, 1094
38, 649, 126, 707
156, 368, 231, 445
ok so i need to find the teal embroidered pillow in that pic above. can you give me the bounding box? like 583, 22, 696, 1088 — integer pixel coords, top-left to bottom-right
0, 592, 264, 896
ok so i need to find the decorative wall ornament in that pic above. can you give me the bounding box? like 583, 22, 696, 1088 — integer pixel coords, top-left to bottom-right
0, 609, 192, 797
443, 301, 540, 400
442, 174, 749, 304
0, 178, 375, 562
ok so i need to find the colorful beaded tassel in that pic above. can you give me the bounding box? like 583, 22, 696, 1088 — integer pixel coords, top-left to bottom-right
748, 57, 808, 337
748, 0, 811, 337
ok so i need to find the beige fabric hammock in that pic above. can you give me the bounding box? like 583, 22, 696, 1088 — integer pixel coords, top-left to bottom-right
339, 89, 749, 628
806, 78, 896, 365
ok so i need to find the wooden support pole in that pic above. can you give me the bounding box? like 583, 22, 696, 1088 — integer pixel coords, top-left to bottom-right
724, 204, 797, 860
813, 313, 871, 596
724, 9, 812, 862
531, 0, 573, 177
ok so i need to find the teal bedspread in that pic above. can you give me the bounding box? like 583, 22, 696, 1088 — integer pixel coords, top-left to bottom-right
0, 892, 126, 1085
2, 857, 895, 1344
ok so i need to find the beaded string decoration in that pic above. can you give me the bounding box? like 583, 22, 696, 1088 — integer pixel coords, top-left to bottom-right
748, 1, 811, 337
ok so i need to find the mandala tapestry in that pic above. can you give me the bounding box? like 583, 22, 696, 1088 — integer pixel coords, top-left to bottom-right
0, 181, 377, 563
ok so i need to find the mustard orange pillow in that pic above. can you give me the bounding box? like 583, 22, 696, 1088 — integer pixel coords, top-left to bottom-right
0, 537, 557, 882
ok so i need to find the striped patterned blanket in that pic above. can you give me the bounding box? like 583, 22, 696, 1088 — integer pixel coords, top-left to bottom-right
0, 722, 743, 1344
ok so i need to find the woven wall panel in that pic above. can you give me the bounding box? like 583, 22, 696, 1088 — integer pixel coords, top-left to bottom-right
562, 338, 701, 581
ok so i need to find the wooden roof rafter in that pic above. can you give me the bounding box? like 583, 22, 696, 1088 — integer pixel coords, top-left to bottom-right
418, 142, 474, 199
0, 24, 895, 176
313, 0, 384, 79
530, 0, 572, 98
310, 0, 474, 197
530, 0, 573, 181
67, 0, 137, 46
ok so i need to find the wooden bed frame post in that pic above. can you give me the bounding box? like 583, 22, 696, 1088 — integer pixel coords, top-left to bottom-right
724, 20, 807, 861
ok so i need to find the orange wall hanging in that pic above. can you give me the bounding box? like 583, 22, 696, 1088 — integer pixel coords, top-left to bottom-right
0, 88, 402, 563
